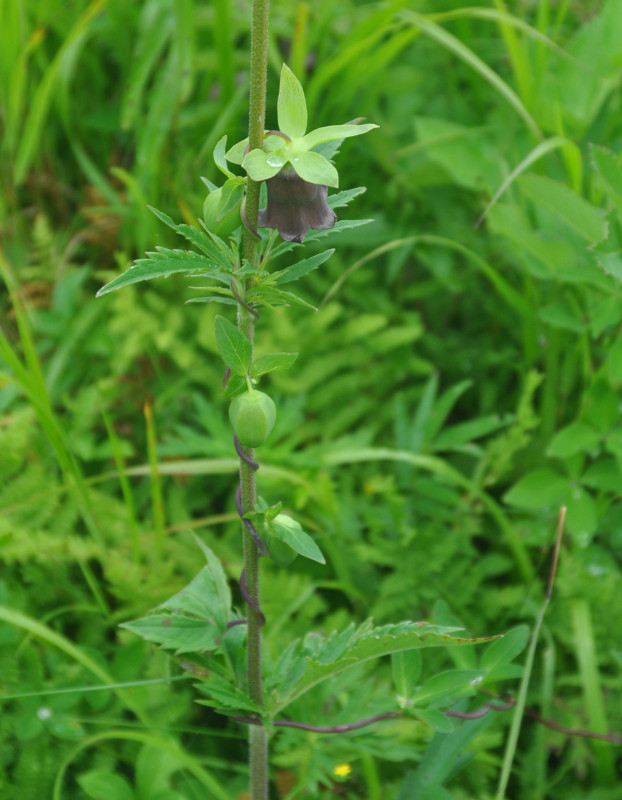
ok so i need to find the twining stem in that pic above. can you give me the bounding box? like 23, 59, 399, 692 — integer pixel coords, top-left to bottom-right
239, 0, 270, 797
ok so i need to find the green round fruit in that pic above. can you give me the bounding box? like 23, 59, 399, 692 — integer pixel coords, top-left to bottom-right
203, 186, 242, 238
229, 390, 276, 448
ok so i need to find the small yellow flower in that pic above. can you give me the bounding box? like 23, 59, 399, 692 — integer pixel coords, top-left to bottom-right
333, 763, 352, 778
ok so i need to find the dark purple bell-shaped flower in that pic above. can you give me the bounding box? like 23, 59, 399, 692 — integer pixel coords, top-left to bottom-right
258, 166, 337, 243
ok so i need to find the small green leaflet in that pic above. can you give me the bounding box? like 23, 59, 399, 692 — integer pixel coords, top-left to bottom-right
251, 352, 298, 377
268, 514, 325, 564
300, 122, 378, 150
214, 315, 252, 376
96, 249, 219, 297
213, 135, 234, 179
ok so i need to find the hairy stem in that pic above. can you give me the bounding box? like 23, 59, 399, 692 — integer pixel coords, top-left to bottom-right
240, 0, 270, 797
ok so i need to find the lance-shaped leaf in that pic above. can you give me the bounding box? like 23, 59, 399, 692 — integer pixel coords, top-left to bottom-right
96, 249, 220, 297
213, 135, 234, 178
278, 64, 307, 138
214, 315, 252, 376
267, 514, 325, 564
251, 352, 298, 377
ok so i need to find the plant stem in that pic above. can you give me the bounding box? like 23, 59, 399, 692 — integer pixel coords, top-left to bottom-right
243, 0, 270, 267
239, 0, 270, 797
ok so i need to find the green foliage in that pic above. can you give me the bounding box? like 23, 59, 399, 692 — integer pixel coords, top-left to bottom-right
2, 0, 622, 798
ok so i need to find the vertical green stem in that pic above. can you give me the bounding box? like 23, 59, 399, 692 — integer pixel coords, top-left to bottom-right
239, 0, 270, 797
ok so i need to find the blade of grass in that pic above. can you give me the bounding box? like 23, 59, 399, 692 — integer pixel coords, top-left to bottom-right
14, 0, 108, 184
495, 508, 565, 800
531, 632, 556, 800
322, 446, 533, 582
214, 0, 235, 102
321, 235, 533, 321
102, 409, 141, 564
0, 605, 150, 725
0, 250, 109, 613
491, 0, 533, 105
571, 598, 616, 782
144, 401, 165, 560
401, 12, 542, 140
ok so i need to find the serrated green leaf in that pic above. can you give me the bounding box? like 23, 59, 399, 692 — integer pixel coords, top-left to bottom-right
301, 123, 378, 150
251, 352, 298, 377
120, 614, 221, 654
148, 206, 229, 265
97, 249, 219, 296
269, 621, 495, 715
243, 148, 283, 181
191, 535, 232, 622
268, 515, 325, 564
519, 174, 606, 242
214, 315, 252, 376
194, 673, 265, 716
277, 63, 307, 138
158, 566, 227, 626
591, 144, 622, 197
186, 296, 237, 306
271, 249, 334, 284
248, 285, 319, 311
213, 135, 234, 178
270, 218, 373, 258
291, 150, 338, 187
593, 213, 622, 281
327, 186, 366, 209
